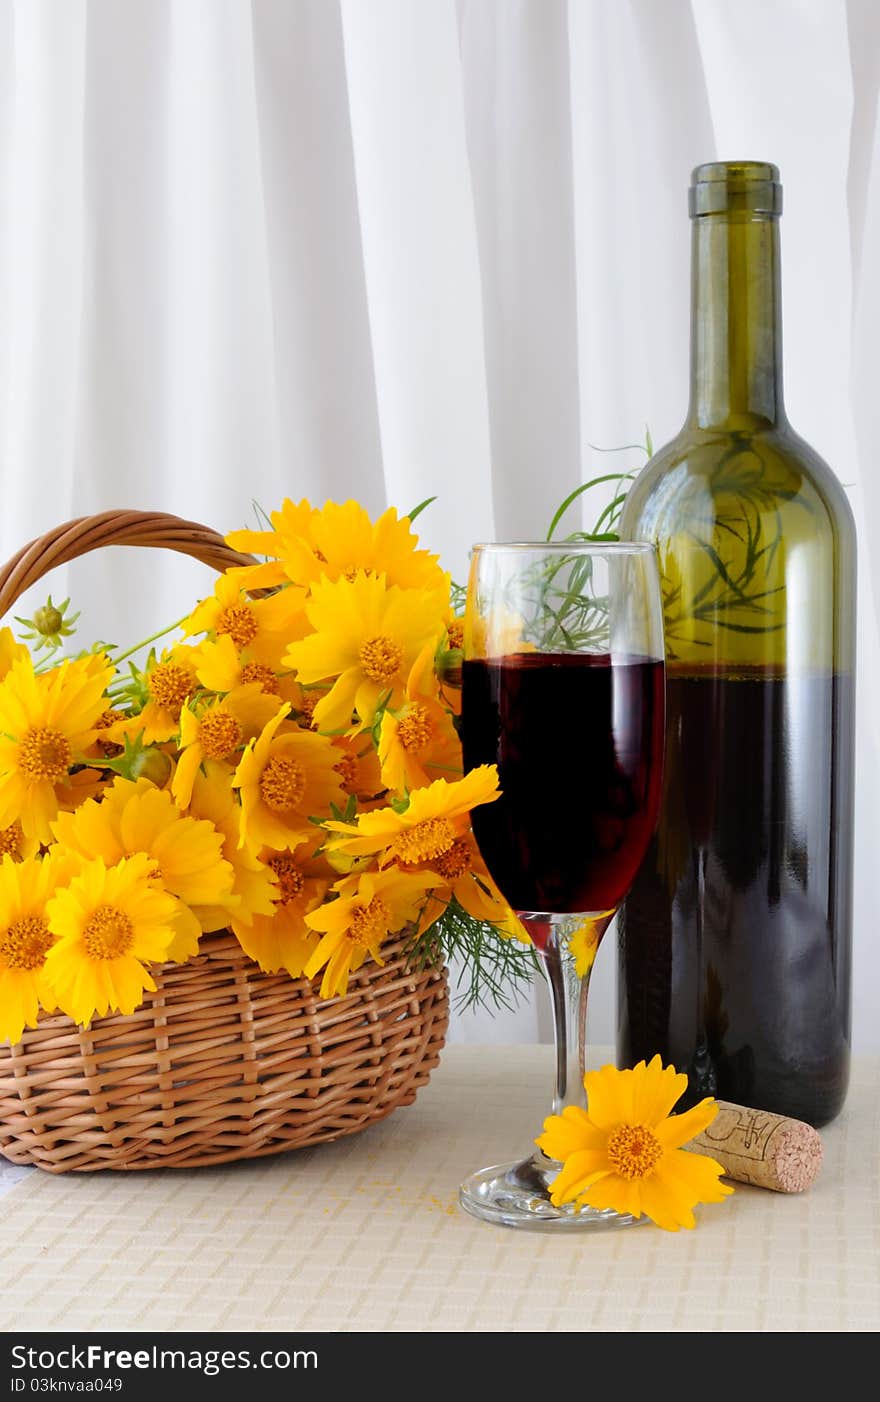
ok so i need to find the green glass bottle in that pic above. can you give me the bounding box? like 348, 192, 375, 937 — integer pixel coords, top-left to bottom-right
616, 162, 856, 1127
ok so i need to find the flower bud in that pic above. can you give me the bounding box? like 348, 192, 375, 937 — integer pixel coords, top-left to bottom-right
33, 605, 64, 637
129, 748, 173, 788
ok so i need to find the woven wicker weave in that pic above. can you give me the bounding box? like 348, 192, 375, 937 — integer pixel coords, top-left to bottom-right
0, 510, 448, 1172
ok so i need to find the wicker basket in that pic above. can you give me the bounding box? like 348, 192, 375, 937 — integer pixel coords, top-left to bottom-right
0, 510, 448, 1172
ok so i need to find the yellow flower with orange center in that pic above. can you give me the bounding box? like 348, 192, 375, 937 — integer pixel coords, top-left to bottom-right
377, 642, 462, 792
0, 851, 71, 1044
191, 634, 298, 702
331, 735, 384, 807
0, 653, 114, 843
172, 684, 279, 810
233, 706, 346, 851
182, 573, 307, 671
325, 766, 500, 865
535, 1056, 734, 1231
232, 840, 332, 977
303, 867, 439, 999
44, 853, 183, 1024
51, 776, 235, 951
411, 831, 527, 943
102, 645, 201, 746
285, 572, 447, 733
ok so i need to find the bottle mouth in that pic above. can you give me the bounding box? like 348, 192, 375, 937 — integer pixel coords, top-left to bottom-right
689, 161, 782, 218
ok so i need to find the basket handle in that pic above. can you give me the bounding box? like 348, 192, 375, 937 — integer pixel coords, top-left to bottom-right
0, 509, 255, 621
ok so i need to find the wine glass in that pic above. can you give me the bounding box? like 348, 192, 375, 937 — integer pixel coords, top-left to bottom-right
459, 541, 665, 1230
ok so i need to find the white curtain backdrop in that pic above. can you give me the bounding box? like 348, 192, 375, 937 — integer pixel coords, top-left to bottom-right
1, 0, 879, 1049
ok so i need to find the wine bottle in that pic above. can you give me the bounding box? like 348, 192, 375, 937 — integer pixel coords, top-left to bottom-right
616, 162, 856, 1128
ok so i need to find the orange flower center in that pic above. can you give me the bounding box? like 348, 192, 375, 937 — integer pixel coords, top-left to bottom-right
447, 619, 464, 650
606, 1124, 663, 1180
17, 727, 71, 783
95, 708, 124, 730
359, 635, 403, 683
333, 753, 358, 793
198, 710, 243, 760
82, 905, 134, 961
217, 603, 259, 649
348, 895, 391, 948
0, 823, 24, 859
396, 703, 432, 752
240, 662, 280, 695
0, 915, 52, 971
430, 837, 471, 881
149, 662, 195, 716
392, 817, 455, 865
259, 756, 306, 812
94, 708, 125, 757
268, 853, 305, 905
297, 694, 319, 728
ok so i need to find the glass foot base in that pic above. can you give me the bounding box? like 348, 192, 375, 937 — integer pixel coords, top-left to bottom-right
459, 1153, 648, 1233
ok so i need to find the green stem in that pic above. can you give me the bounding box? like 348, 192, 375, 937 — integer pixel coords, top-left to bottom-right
109, 613, 190, 668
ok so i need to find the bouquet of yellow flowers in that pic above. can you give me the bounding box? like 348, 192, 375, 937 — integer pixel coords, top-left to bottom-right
0, 499, 531, 1046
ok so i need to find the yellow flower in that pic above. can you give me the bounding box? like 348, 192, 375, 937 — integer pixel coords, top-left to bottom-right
50, 776, 235, 947
228, 499, 448, 597
0, 821, 38, 861
111, 646, 200, 744
0, 627, 27, 681
0, 653, 114, 843
284, 572, 446, 732
377, 642, 462, 793
191, 633, 297, 702
181, 573, 306, 671
44, 853, 182, 1024
171, 684, 279, 810
187, 762, 277, 933
225, 497, 319, 590
463, 604, 529, 660
536, 1056, 734, 1231
232, 841, 332, 976
0, 852, 70, 1043
325, 767, 500, 865
411, 831, 527, 942
330, 734, 384, 806
233, 707, 345, 851
569, 915, 614, 978
303, 867, 439, 999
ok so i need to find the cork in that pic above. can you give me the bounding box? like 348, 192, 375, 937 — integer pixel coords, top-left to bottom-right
685, 1100, 823, 1193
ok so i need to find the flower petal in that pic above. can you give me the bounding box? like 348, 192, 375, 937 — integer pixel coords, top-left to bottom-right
660, 1148, 734, 1204
578, 1172, 636, 1218
583, 1062, 634, 1129
535, 1105, 607, 1163
547, 1153, 609, 1206
655, 1097, 722, 1150
629, 1054, 689, 1127
629, 1172, 694, 1232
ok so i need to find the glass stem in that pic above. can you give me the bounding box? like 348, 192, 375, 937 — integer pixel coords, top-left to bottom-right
533, 912, 614, 1117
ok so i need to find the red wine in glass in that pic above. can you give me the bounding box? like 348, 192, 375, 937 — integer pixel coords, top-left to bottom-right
463, 651, 664, 922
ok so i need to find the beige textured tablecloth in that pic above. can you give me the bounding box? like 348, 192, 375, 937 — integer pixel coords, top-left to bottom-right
0, 1045, 877, 1333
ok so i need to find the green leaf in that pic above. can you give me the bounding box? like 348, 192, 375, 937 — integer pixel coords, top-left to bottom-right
405, 496, 437, 524
545, 473, 635, 542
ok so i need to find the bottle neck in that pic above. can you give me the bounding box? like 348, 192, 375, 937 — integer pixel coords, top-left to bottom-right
686, 214, 786, 431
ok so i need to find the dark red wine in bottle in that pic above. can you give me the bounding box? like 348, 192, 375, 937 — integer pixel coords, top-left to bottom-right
462, 652, 664, 915
617, 163, 856, 1128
